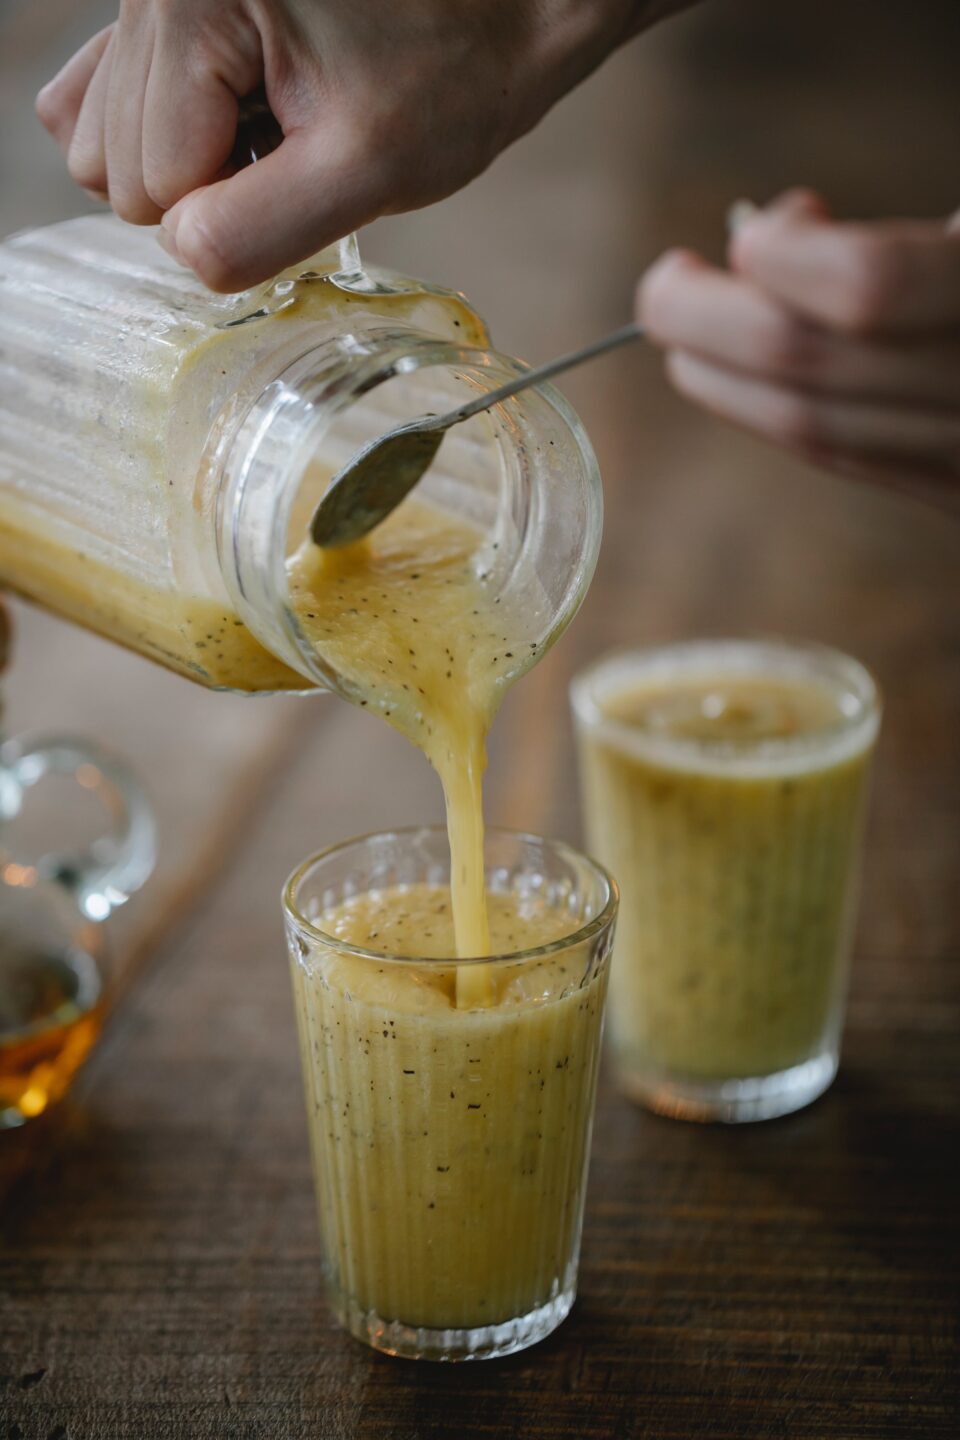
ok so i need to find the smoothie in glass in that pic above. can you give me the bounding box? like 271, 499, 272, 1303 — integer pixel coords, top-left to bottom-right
285, 828, 617, 1360
572, 639, 880, 1122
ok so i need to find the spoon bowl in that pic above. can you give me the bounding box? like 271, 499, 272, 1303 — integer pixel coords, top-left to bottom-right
311, 321, 643, 548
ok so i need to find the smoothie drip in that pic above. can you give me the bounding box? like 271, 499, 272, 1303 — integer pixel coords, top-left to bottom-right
288, 500, 534, 1003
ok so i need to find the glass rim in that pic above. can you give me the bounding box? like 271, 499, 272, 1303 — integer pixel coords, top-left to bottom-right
282, 824, 619, 967
570, 637, 881, 774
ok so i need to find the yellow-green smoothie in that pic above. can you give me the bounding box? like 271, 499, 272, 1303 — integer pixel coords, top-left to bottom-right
573, 640, 879, 1121
285, 833, 616, 1358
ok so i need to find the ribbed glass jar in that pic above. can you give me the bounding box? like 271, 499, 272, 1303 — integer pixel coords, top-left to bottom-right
0, 215, 601, 694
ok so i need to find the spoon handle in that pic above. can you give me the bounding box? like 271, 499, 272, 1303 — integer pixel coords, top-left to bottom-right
442, 321, 645, 428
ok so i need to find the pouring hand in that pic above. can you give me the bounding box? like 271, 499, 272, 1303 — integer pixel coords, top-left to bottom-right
35, 0, 683, 294
637, 189, 960, 513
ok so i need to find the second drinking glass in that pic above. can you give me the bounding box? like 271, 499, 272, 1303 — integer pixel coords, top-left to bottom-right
572, 639, 880, 1123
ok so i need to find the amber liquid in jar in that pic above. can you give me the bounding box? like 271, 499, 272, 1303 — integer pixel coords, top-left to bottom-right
0, 941, 103, 1126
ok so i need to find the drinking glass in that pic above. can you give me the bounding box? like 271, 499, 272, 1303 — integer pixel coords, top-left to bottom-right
284, 826, 617, 1360
571, 639, 880, 1122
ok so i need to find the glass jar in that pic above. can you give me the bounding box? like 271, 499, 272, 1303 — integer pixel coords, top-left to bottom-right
0, 727, 156, 1127
0, 216, 602, 694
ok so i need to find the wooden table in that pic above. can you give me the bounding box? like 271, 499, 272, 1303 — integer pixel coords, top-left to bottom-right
2, 2, 958, 1436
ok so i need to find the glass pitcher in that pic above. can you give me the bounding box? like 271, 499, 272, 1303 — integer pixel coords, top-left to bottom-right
0, 216, 602, 695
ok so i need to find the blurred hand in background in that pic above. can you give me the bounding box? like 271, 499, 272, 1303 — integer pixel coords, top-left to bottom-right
34, 0, 686, 293
639, 190, 960, 512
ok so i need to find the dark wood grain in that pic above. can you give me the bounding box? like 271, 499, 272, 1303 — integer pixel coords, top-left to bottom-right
2, 1, 959, 1437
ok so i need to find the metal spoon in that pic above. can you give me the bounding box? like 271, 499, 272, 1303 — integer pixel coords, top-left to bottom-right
310, 321, 644, 548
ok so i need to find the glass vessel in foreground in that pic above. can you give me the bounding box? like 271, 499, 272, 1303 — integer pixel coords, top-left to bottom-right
284, 826, 617, 1360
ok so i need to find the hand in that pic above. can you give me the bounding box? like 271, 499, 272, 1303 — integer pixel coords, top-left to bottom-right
638, 190, 960, 513
36, 0, 658, 293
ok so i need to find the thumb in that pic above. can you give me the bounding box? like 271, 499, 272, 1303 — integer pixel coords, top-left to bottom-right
159, 129, 381, 293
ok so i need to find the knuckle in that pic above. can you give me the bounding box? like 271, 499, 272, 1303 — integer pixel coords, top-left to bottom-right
67, 144, 105, 194
109, 183, 160, 225
141, 162, 185, 213
837, 234, 904, 334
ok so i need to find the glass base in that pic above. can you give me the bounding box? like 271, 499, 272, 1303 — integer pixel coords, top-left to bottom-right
617, 1051, 838, 1123
333, 1285, 576, 1361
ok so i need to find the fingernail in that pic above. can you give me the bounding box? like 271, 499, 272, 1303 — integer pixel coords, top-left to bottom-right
157, 221, 187, 268
726, 198, 759, 235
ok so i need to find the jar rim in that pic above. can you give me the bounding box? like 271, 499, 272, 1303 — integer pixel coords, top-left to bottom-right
220, 324, 602, 696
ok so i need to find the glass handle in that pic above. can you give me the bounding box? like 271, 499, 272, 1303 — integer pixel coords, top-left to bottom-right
235, 91, 371, 295
0, 736, 157, 922
332, 232, 398, 297
337, 233, 362, 276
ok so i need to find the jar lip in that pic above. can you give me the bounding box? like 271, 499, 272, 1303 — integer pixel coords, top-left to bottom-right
282, 824, 619, 968
261, 327, 602, 692
570, 637, 881, 777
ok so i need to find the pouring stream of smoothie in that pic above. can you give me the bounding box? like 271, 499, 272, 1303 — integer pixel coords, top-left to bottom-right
288, 498, 535, 1006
